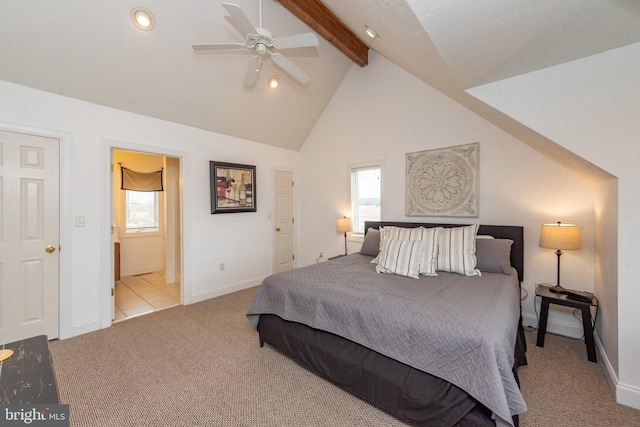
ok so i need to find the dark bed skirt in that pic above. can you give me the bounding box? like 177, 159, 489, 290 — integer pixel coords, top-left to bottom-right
258, 314, 524, 427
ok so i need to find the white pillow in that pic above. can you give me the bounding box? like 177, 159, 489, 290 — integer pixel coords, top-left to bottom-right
415, 227, 439, 276
375, 239, 424, 279
436, 224, 481, 276
370, 226, 411, 264
372, 226, 439, 276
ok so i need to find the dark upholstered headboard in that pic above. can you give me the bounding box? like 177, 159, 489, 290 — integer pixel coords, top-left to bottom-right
364, 221, 524, 283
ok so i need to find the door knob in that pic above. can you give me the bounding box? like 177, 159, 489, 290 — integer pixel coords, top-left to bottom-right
276, 227, 281, 232
45, 245, 56, 253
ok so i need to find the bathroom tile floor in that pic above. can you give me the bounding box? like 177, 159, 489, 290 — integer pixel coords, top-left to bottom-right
114, 271, 180, 322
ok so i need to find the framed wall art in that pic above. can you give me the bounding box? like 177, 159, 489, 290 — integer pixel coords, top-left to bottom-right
406, 143, 479, 217
209, 161, 256, 214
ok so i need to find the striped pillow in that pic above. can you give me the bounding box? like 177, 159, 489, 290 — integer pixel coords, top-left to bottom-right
372, 226, 439, 276
436, 224, 481, 276
376, 239, 424, 279
414, 227, 439, 276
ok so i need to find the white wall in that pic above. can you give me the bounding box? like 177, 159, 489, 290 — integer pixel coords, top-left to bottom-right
466, 41, 640, 408
594, 178, 618, 393
0, 80, 299, 337
299, 52, 598, 338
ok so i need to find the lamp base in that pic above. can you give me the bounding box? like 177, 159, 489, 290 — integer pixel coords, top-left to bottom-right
343, 233, 348, 256
549, 284, 568, 294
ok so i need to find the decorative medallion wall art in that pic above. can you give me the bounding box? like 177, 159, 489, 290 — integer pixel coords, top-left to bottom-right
406, 143, 479, 217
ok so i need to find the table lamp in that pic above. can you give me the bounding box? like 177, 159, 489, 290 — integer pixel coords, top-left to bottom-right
336, 217, 352, 256
539, 221, 581, 294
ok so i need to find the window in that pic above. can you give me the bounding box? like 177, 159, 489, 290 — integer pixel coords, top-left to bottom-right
125, 190, 159, 233
350, 165, 381, 235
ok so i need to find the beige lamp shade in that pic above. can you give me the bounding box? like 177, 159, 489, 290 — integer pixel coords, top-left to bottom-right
540, 222, 581, 250
336, 217, 352, 233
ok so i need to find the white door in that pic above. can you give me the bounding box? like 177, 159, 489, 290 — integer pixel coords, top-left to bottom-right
0, 130, 59, 343
274, 170, 294, 273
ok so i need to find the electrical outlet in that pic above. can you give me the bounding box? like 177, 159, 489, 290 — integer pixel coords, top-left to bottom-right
219, 263, 225, 271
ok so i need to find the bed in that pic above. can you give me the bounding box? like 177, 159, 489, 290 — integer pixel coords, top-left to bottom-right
247, 222, 528, 426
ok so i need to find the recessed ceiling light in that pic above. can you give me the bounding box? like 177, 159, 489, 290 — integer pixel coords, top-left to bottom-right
132, 8, 154, 30
268, 76, 279, 89
365, 25, 378, 39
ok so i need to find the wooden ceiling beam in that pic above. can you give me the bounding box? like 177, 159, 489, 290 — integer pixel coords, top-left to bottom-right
276, 0, 369, 67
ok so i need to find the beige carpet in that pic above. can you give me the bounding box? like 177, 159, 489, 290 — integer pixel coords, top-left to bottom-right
49, 287, 640, 426
518, 329, 640, 426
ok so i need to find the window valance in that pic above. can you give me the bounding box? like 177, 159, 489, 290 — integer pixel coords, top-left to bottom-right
121, 166, 164, 192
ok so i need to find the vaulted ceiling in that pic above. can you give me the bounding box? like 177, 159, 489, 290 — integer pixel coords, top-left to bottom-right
1, 0, 639, 174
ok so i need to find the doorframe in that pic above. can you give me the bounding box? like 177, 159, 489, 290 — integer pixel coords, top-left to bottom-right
100, 137, 191, 329
271, 166, 298, 273
0, 122, 73, 339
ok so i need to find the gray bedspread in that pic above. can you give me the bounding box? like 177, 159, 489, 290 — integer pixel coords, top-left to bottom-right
247, 253, 527, 426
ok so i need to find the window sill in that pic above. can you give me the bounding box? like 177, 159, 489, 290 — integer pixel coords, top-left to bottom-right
120, 231, 163, 239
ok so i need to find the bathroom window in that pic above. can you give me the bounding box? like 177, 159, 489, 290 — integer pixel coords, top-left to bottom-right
125, 190, 159, 233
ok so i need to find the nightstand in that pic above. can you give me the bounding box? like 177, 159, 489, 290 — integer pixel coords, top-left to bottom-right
535, 285, 598, 363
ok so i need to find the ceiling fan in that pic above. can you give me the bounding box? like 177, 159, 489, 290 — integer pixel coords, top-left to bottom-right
192, 2, 319, 88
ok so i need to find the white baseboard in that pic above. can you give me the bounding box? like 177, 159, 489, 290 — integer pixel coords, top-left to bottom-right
617, 383, 640, 411
522, 312, 585, 338
594, 334, 618, 397
190, 277, 264, 304
594, 338, 640, 411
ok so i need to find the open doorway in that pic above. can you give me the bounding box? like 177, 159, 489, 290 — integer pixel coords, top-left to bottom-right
112, 149, 182, 321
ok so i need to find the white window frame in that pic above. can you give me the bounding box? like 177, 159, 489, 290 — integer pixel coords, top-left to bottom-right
347, 159, 384, 240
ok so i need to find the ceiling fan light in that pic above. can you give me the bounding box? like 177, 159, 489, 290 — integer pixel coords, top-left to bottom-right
365, 25, 378, 39
268, 76, 279, 89
132, 8, 154, 30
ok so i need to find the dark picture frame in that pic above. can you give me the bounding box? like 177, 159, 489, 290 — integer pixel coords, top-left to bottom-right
209, 161, 257, 214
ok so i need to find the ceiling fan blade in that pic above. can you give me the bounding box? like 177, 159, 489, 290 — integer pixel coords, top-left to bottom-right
222, 3, 258, 37
192, 43, 246, 51
274, 33, 319, 50
243, 56, 262, 88
270, 52, 311, 85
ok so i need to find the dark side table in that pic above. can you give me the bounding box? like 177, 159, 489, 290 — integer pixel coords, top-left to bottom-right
0, 335, 59, 403
536, 285, 598, 363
